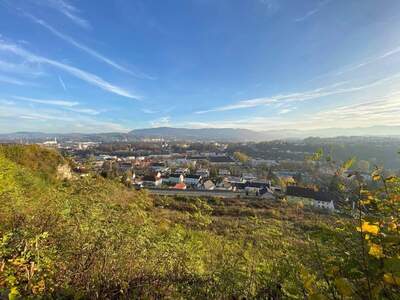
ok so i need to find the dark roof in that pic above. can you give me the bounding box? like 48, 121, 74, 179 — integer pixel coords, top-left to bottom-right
142, 175, 158, 182
185, 174, 201, 179
314, 191, 338, 202
287, 186, 338, 203
246, 181, 269, 189
232, 182, 247, 190
169, 173, 183, 178
286, 186, 315, 198
208, 156, 235, 163
151, 162, 165, 167
187, 156, 207, 160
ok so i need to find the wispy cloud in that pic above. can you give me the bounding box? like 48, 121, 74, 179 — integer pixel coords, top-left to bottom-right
36, 0, 90, 29
188, 92, 400, 131
13, 96, 79, 107
330, 45, 400, 77
150, 116, 170, 127
295, 0, 330, 22
66, 107, 101, 115
0, 100, 125, 132
278, 107, 295, 115
12, 95, 103, 115
196, 74, 400, 114
24, 14, 154, 79
315, 92, 400, 123
0, 74, 30, 85
0, 41, 140, 99
310, 43, 400, 84
0, 59, 42, 76
58, 75, 67, 91
142, 108, 158, 114
258, 0, 280, 13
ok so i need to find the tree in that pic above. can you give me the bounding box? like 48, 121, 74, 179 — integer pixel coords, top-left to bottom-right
233, 151, 250, 164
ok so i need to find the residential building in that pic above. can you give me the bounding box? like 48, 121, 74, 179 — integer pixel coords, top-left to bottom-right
196, 168, 210, 178
150, 162, 170, 174
209, 156, 235, 165
142, 175, 162, 187
203, 180, 215, 190
173, 183, 187, 190
175, 167, 189, 175
242, 173, 257, 182
166, 173, 184, 184
218, 169, 231, 176
184, 174, 202, 186
286, 186, 336, 211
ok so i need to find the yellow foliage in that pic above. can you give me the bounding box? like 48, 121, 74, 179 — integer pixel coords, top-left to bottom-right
371, 171, 381, 181
368, 243, 383, 258
357, 221, 379, 235
383, 273, 400, 286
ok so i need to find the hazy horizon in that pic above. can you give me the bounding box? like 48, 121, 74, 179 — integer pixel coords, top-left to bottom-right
1, 0, 400, 133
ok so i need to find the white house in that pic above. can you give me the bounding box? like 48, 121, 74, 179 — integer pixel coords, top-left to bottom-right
286, 186, 336, 212
313, 199, 335, 211
313, 191, 336, 211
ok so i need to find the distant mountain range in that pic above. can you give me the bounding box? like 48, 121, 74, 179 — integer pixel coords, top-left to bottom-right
1, 126, 399, 142
129, 127, 265, 141
129, 126, 400, 141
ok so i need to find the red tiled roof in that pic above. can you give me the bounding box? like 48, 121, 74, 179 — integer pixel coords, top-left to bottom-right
173, 183, 187, 190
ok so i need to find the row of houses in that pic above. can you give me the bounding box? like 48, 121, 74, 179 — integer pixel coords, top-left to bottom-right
286, 186, 337, 211
140, 172, 203, 188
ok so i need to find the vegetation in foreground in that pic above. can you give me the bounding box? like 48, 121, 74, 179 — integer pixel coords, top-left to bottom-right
0, 145, 399, 299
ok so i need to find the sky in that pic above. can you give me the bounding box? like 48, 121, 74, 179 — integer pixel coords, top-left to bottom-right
0, 0, 400, 133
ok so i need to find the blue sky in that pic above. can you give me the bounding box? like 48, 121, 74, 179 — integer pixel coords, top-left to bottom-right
0, 0, 400, 133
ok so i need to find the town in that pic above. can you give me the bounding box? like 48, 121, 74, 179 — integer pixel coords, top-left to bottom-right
29, 136, 397, 213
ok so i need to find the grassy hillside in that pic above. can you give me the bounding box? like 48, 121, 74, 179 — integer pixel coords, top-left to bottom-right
0, 146, 399, 299
0, 144, 66, 181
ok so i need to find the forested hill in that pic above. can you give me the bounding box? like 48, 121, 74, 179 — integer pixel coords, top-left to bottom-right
0, 145, 399, 299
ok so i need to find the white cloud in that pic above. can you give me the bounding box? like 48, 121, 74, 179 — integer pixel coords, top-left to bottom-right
150, 116, 170, 127
37, 0, 91, 29
12, 96, 103, 115
294, 8, 319, 22
313, 44, 400, 81
142, 108, 158, 114
58, 75, 67, 91
187, 92, 400, 131
196, 74, 400, 114
278, 107, 294, 115
294, 0, 331, 22
0, 59, 42, 76
25, 14, 154, 79
66, 107, 101, 115
0, 74, 30, 85
0, 41, 140, 99
13, 96, 79, 107
0, 100, 126, 133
